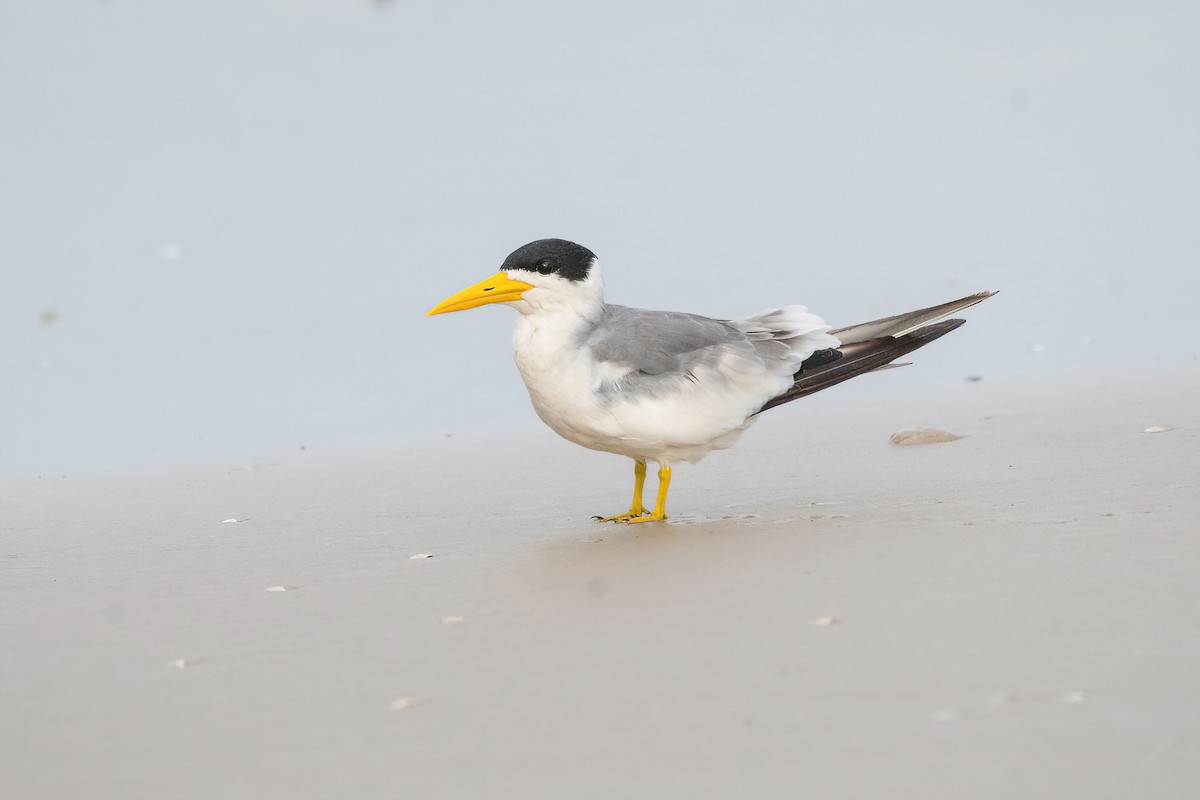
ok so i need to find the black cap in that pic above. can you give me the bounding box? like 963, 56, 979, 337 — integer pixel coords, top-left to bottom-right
501, 239, 596, 282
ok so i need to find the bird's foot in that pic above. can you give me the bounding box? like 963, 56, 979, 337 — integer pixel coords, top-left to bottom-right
622, 512, 667, 524
593, 506, 650, 524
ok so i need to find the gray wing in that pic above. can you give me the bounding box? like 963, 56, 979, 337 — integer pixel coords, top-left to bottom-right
831, 291, 996, 343
584, 305, 748, 375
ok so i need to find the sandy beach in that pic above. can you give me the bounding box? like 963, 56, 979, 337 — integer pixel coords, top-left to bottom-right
3, 366, 1198, 799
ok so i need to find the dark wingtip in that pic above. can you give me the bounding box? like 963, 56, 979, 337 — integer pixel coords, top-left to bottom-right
798, 347, 843, 371
758, 318, 973, 414
908, 318, 967, 339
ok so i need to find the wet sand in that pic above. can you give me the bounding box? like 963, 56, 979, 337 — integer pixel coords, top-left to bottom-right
2, 367, 1198, 799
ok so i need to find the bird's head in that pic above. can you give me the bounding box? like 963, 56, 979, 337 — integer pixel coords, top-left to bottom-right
427, 239, 603, 317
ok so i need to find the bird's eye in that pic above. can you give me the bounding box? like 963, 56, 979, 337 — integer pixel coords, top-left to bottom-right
537, 261, 553, 274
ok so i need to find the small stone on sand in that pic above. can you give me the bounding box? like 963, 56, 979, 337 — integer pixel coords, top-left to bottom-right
809, 616, 838, 626
1143, 426, 1166, 433
389, 697, 415, 711
221, 518, 245, 524
889, 428, 964, 446
264, 586, 288, 592
409, 553, 433, 560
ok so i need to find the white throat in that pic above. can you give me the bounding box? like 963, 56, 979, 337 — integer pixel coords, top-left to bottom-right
509, 260, 608, 424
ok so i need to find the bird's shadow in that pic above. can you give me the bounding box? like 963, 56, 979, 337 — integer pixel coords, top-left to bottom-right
528, 514, 785, 600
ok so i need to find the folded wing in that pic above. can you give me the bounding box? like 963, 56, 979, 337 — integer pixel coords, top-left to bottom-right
758, 291, 997, 413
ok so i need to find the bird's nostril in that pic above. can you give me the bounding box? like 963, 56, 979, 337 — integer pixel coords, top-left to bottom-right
483, 287, 493, 292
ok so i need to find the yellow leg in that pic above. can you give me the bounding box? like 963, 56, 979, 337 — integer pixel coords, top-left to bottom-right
594, 460, 650, 522
631, 459, 647, 513
624, 464, 670, 524
594, 460, 649, 522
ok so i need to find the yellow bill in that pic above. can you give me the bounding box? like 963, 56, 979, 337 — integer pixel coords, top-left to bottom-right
426, 271, 535, 316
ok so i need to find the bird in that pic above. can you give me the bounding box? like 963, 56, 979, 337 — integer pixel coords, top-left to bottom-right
428, 239, 994, 523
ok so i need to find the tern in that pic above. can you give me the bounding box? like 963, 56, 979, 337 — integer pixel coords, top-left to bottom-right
428, 239, 993, 523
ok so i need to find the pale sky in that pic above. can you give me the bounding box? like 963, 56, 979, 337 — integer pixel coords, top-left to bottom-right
3, 0, 1198, 475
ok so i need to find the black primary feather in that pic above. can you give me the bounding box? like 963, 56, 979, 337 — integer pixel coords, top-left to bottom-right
756, 319, 967, 413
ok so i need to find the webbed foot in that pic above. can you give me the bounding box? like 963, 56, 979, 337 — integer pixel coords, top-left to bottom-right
593, 506, 650, 524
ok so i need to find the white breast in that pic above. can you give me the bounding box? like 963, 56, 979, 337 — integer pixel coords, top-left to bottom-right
511, 310, 620, 448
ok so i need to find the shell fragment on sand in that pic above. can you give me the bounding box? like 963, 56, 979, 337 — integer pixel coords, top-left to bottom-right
1143, 426, 1166, 433
889, 428, 964, 446
263, 586, 288, 592
409, 553, 434, 560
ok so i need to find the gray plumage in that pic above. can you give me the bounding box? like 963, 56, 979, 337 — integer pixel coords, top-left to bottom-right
579, 291, 998, 413
584, 305, 745, 376
579, 304, 823, 403
831, 291, 996, 343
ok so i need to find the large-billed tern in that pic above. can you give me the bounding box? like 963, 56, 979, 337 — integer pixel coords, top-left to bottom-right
429, 239, 994, 523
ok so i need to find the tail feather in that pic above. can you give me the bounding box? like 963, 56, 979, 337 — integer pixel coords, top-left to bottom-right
831, 291, 996, 344
756, 319, 967, 413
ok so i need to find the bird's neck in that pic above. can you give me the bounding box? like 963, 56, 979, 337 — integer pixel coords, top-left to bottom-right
511, 267, 606, 381
512, 301, 602, 355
